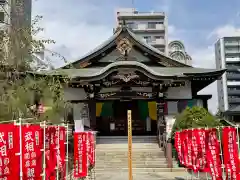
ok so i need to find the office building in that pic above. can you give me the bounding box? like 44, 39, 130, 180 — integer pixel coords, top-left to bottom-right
215, 36, 240, 120
116, 8, 168, 55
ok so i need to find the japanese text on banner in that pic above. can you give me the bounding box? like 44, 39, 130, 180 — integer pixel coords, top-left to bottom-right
22, 125, 43, 180
206, 128, 222, 180
222, 127, 240, 180
74, 132, 87, 178
0, 124, 18, 180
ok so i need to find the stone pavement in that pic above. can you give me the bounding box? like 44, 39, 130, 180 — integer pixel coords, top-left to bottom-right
95, 170, 212, 180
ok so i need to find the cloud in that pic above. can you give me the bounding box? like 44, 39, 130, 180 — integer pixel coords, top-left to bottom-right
208, 24, 240, 39
33, 0, 113, 67
168, 25, 176, 36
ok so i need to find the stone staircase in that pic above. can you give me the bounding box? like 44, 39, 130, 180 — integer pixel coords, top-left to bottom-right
95, 136, 186, 180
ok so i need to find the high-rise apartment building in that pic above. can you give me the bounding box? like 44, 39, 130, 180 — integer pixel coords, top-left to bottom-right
215, 36, 240, 118
115, 8, 168, 55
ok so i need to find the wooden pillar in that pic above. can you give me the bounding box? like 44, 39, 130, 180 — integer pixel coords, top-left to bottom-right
166, 142, 173, 169
88, 99, 96, 130
156, 93, 166, 147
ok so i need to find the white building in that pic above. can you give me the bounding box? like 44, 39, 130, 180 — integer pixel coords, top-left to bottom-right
115, 8, 168, 55
215, 36, 240, 118
168, 40, 192, 66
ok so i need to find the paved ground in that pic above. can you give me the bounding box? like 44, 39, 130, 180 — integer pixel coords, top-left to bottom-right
94, 171, 212, 180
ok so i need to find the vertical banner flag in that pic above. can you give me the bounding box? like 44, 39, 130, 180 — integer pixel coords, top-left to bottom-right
181, 130, 193, 169
206, 128, 222, 180
222, 127, 240, 180
186, 130, 193, 170
196, 128, 208, 172
0, 124, 18, 180
87, 132, 95, 166
191, 129, 199, 172
180, 130, 188, 166
174, 131, 183, 165
74, 132, 87, 178
45, 126, 57, 179
22, 125, 43, 180
59, 127, 66, 176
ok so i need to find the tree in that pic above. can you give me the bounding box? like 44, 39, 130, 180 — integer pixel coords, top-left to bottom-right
171, 106, 222, 139
0, 2, 71, 123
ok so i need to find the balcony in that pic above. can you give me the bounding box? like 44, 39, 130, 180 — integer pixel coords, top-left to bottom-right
225, 42, 240, 46
117, 11, 165, 19
132, 24, 165, 32
149, 39, 165, 46
227, 73, 240, 80
228, 97, 240, 104
227, 81, 240, 86
226, 66, 240, 71
228, 89, 240, 96
225, 49, 240, 54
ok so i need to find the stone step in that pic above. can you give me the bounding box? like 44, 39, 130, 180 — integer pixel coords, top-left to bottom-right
96, 136, 158, 144
95, 167, 186, 173
96, 153, 165, 158
96, 164, 168, 168
96, 149, 164, 155
96, 157, 166, 160
96, 145, 159, 149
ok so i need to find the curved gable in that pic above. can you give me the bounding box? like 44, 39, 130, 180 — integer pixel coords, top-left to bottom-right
61, 26, 190, 69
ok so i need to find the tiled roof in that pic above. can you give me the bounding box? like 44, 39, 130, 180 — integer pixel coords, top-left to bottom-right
35, 61, 225, 78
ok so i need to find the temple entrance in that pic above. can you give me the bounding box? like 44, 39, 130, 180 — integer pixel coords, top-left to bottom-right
96, 100, 157, 136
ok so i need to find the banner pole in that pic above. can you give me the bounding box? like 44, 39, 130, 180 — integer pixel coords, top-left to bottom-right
217, 126, 225, 179
42, 121, 46, 180
19, 117, 23, 180
127, 110, 133, 180
65, 123, 69, 179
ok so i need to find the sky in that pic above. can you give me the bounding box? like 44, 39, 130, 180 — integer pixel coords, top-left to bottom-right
33, 0, 240, 114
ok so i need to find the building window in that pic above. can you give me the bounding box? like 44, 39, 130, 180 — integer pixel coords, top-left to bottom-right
143, 36, 151, 43
126, 22, 136, 29
154, 36, 164, 39
0, 12, 4, 23
147, 22, 156, 29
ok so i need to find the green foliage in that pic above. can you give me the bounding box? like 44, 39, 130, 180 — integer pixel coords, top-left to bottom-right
171, 106, 222, 139
0, 9, 70, 123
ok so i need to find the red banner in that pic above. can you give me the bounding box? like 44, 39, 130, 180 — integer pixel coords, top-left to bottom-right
191, 129, 199, 172
22, 124, 43, 180
181, 130, 193, 169
180, 130, 188, 166
222, 127, 240, 180
174, 132, 184, 165
206, 128, 222, 180
87, 132, 95, 166
58, 127, 66, 177
195, 128, 208, 172
74, 132, 87, 178
0, 124, 19, 180
45, 126, 57, 179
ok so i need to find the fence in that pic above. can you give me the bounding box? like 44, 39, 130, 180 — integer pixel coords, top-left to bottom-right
0, 118, 96, 180
174, 125, 240, 180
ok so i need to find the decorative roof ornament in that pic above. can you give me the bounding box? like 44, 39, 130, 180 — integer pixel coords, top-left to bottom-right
116, 38, 132, 57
